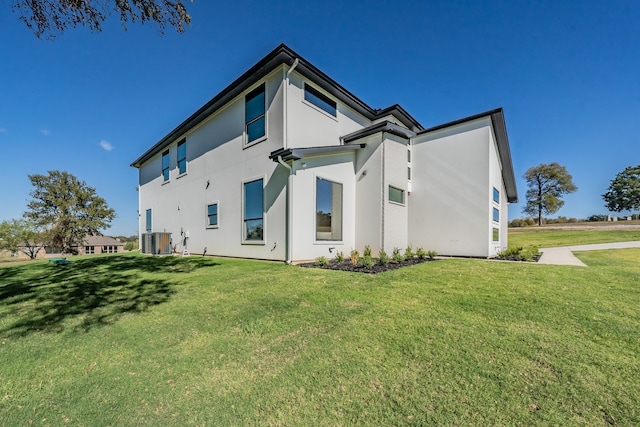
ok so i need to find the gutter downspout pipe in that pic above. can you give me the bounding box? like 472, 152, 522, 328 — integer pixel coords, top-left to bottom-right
277, 155, 293, 264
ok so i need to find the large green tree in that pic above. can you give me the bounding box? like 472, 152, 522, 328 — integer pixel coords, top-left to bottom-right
603, 165, 640, 212
10, 0, 191, 39
24, 170, 116, 254
0, 219, 44, 259
523, 162, 578, 226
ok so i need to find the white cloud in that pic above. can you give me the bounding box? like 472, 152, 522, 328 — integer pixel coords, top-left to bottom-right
100, 140, 114, 152
40, 129, 50, 136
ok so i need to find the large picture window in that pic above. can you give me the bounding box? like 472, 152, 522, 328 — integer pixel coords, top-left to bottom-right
162, 150, 170, 181
177, 140, 187, 175
243, 179, 264, 241
316, 178, 342, 241
304, 84, 337, 117
245, 84, 266, 144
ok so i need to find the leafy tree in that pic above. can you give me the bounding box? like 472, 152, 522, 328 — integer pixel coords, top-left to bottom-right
24, 170, 116, 254
10, 0, 191, 39
602, 165, 640, 212
523, 162, 578, 226
0, 219, 44, 259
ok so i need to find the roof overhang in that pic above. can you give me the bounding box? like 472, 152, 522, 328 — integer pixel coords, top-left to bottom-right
131, 44, 422, 168
269, 144, 366, 162
342, 121, 416, 144
418, 108, 518, 203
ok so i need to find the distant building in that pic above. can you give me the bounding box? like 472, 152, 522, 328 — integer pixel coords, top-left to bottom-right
75, 235, 124, 255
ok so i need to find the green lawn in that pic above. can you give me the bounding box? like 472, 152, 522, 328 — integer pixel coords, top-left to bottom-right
509, 227, 640, 248
1, 252, 639, 425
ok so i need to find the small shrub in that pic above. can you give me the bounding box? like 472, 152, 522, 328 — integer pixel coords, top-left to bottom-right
497, 246, 539, 262
416, 247, 427, 259
404, 246, 414, 260
358, 255, 375, 269
363, 245, 372, 258
335, 251, 345, 263
315, 256, 329, 267
350, 249, 359, 266
427, 250, 438, 260
391, 247, 404, 263
378, 249, 389, 266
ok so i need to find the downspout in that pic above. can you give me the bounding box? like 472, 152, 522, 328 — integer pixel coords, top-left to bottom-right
284, 58, 299, 150
279, 58, 299, 264
380, 132, 385, 252
277, 155, 293, 264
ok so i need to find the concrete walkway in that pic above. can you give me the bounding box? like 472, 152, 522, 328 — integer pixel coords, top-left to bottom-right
538, 241, 640, 266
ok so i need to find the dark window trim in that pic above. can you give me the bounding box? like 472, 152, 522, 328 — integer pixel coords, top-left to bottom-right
207, 202, 219, 228
243, 178, 265, 243
162, 150, 170, 182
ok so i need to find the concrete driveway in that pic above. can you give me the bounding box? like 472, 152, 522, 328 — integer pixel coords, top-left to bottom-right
538, 241, 640, 266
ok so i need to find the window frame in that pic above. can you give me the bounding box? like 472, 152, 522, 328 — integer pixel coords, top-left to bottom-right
493, 207, 500, 223
315, 176, 343, 242
177, 139, 187, 176
493, 187, 500, 204
162, 150, 170, 182
245, 84, 267, 146
304, 84, 337, 118
492, 227, 500, 242
242, 177, 265, 244
206, 202, 219, 229
389, 185, 405, 205
145, 209, 152, 233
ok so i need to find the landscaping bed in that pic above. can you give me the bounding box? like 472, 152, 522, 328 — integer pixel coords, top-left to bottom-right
299, 256, 434, 273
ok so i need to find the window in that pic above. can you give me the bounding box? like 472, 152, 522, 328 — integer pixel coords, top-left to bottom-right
103, 245, 116, 253
493, 207, 500, 222
408, 167, 412, 181
304, 84, 337, 117
245, 84, 266, 144
177, 140, 187, 175
243, 179, 264, 241
145, 209, 152, 233
316, 178, 342, 241
207, 203, 218, 227
493, 187, 500, 204
85, 246, 95, 254
389, 185, 405, 204
162, 150, 170, 181
493, 228, 500, 242
408, 149, 411, 162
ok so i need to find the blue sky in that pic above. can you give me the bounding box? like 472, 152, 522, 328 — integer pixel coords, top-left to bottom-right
1, 0, 639, 236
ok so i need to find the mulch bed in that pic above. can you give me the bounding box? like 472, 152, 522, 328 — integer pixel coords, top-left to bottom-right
298, 257, 435, 274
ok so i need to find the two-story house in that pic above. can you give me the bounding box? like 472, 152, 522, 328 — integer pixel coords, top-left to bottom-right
131, 44, 517, 262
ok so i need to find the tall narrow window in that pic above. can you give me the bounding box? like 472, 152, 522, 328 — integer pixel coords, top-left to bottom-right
316, 178, 343, 241
493, 207, 500, 222
207, 203, 218, 227
162, 150, 170, 181
304, 84, 337, 117
493, 187, 500, 204
145, 209, 152, 233
245, 84, 266, 144
243, 179, 264, 241
177, 140, 187, 175
493, 228, 500, 242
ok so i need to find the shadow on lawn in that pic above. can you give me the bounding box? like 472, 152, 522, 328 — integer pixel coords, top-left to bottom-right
0, 254, 218, 337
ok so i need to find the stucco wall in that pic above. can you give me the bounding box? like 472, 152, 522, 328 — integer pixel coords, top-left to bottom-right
409, 119, 492, 257
138, 71, 287, 260
382, 134, 409, 254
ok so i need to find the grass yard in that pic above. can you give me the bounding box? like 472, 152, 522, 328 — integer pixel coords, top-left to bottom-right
509, 227, 640, 248
1, 252, 639, 425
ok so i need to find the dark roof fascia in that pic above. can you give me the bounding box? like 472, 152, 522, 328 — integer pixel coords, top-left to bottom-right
342, 121, 416, 144
417, 108, 518, 203
269, 144, 366, 162
374, 104, 424, 132
131, 44, 419, 168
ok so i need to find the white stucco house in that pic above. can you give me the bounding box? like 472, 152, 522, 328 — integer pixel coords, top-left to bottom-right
131, 44, 517, 262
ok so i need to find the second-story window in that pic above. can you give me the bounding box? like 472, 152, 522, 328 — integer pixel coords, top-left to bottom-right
245, 84, 266, 144
177, 140, 187, 175
304, 84, 336, 117
162, 150, 170, 181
